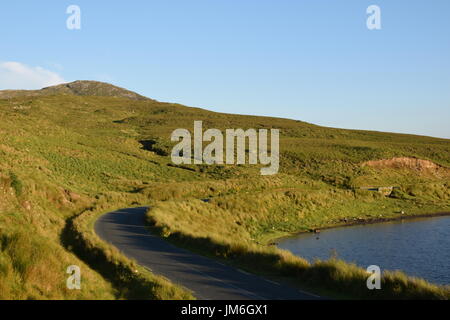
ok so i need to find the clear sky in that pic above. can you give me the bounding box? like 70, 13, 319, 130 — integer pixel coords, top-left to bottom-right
1, 1, 449, 138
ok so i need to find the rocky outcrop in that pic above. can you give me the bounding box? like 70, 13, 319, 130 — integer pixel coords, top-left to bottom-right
363, 157, 449, 176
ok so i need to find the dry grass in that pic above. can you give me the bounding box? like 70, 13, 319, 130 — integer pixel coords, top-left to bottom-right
146, 197, 450, 300
1, 85, 449, 299
68, 195, 195, 300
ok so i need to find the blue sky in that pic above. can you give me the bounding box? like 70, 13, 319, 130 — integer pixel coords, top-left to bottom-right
1, 1, 449, 138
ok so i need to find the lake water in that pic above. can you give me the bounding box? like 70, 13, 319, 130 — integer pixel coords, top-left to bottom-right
278, 216, 450, 285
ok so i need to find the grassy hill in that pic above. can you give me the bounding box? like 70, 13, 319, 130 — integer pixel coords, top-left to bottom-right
0, 80, 149, 100
0, 81, 448, 299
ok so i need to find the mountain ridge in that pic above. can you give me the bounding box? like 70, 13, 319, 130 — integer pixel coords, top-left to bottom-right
0, 80, 150, 101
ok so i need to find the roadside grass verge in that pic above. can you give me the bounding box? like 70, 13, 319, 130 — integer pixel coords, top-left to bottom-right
0, 224, 116, 300
1, 91, 449, 299
66, 197, 194, 300
146, 203, 450, 300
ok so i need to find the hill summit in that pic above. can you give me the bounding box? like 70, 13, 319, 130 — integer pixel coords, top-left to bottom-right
0, 80, 149, 100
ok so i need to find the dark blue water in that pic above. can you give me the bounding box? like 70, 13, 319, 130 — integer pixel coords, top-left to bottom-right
278, 216, 450, 285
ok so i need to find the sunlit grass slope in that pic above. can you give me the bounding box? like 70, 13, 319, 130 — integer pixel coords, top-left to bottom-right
0, 81, 448, 299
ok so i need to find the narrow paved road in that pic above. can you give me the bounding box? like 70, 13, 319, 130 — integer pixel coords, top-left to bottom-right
95, 207, 321, 300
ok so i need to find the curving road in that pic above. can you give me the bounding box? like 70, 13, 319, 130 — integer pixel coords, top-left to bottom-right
94, 207, 321, 300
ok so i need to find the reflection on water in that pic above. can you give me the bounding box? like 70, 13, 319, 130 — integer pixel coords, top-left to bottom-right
278, 216, 450, 285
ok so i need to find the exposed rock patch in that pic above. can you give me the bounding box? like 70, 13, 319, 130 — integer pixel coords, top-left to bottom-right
363, 157, 449, 176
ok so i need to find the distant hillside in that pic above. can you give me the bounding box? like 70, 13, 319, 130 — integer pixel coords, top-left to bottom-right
0, 81, 448, 300
0, 80, 149, 100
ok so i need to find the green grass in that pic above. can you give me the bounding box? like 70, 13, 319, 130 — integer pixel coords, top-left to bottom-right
0, 81, 449, 299
145, 200, 450, 300
65, 200, 194, 300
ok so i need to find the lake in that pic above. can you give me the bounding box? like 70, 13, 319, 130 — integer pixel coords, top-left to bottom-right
278, 215, 450, 285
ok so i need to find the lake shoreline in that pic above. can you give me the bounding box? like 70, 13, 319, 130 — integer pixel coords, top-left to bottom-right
273, 211, 450, 244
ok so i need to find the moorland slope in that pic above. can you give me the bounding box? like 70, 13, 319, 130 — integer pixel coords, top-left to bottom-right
0, 81, 448, 299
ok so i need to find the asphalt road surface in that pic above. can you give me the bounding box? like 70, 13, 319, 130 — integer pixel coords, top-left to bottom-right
95, 207, 321, 300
